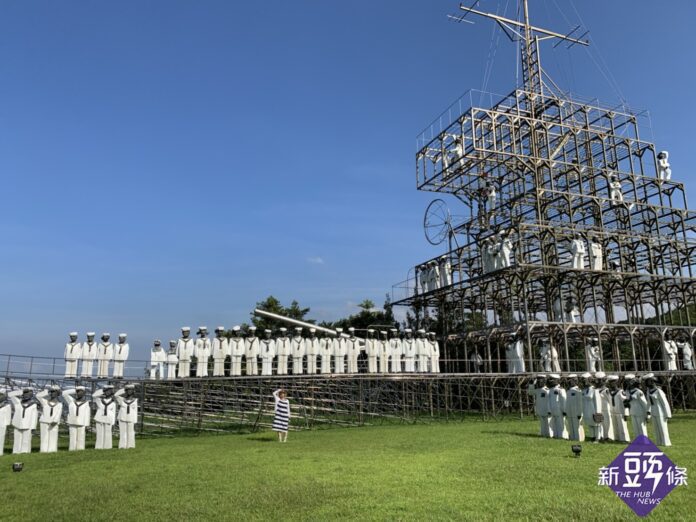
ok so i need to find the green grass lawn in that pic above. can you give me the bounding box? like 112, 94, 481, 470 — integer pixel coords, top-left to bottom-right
2, 414, 695, 521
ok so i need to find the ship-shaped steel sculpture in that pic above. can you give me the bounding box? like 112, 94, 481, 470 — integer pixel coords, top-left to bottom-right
392, 1, 695, 374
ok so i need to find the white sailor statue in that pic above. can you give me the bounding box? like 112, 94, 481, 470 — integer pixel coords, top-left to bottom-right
364, 329, 378, 374
194, 327, 211, 378
37, 385, 62, 453
290, 327, 305, 375
402, 329, 416, 372
527, 375, 551, 438
346, 327, 362, 373
570, 236, 586, 270
9, 387, 38, 454
378, 331, 390, 373
62, 386, 91, 451
245, 326, 260, 376
428, 332, 440, 373
643, 373, 672, 446
212, 327, 229, 377
657, 151, 671, 181
580, 373, 603, 443
276, 327, 291, 375
624, 374, 649, 438
229, 326, 245, 376
166, 340, 179, 380
306, 328, 320, 374
64, 332, 81, 378
332, 329, 347, 374
115, 384, 138, 449
547, 374, 568, 439
565, 374, 584, 442
319, 333, 333, 374
260, 329, 276, 376
607, 375, 630, 442
150, 340, 166, 380
93, 385, 117, 450
81, 332, 97, 378
0, 388, 11, 456
595, 372, 614, 441
176, 327, 194, 378
96, 333, 114, 379
113, 333, 129, 379
389, 329, 403, 373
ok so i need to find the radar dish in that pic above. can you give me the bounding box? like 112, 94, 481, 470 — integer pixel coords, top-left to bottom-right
424, 199, 451, 245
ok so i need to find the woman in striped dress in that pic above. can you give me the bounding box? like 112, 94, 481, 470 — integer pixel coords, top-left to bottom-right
272, 389, 290, 442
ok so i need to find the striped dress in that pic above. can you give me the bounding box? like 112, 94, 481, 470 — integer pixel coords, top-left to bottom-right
272, 390, 290, 433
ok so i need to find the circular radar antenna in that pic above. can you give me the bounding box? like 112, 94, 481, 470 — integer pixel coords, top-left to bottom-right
423, 198, 452, 245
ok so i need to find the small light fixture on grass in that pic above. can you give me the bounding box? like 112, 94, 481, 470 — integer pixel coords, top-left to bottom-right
12, 463, 23, 472
571, 445, 582, 457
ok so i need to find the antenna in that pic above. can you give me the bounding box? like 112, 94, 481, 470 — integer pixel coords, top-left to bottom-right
453, 0, 589, 98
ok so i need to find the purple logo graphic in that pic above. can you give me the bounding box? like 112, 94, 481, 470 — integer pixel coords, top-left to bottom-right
598, 435, 687, 517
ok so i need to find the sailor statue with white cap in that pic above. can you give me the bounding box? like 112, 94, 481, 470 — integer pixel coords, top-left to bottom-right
364, 329, 378, 373
415, 330, 430, 372
378, 331, 390, 373
527, 375, 551, 437
64, 332, 82, 378
595, 372, 614, 441
389, 329, 402, 373
643, 373, 672, 446
229, 327, 245, 376
657, 150, 672, 181
290, 327, 305, 374
150, 340, 166, 379
212, 327, 229, 377
319, 333, 332, 374
176, 327, 194, 378
260, 329, 276, 376
306, 328, 320, 374
115, 384, 138, 449
607, 375, 630, 442
428, 332, 440, 373
547, 374, 568, 439
570, 236, 586, 270
565, 375, 584, 441
402, 329, 416, 372
113, 333, 129, 379
81, 332, 98, 378
661, 333, 678, 371
93, 385, 117, 449
166, 341, 179, 380
580, 372, 603, 442
0, 388, 12, 456
625, 374, 649, 438
62, 385, 91, 450
245, 326, 260, 375
332, 328, 347, 373
347, 328, 362, 373
194, 327, 211, 378
9, 387, 38, 454
585, 338, 601, 373
36, 385, 62, 453
276, 328, 291, 375
676, 337, 694, 370
439, 256, 453, 287
97, 333, 114, 378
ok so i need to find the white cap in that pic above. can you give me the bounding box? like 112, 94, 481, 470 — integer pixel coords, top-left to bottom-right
125, 384, 135, 389
69, 332, 78, 337
335, 328, 343, 333
280, 327, 287, 332
595, 371, 606, 379
549, 373, 561, 380
249, 326, 257, 331
405, 328, 412, 333
380, 331, 388, 336
49, 385, 60, 391
417, 329, 426, 334
309, 328, 316, 333
87, 332, 95, 336
264, 329, 272, 334
232, 326, 240, 332
580, 372, 592, 379
428, 331, 435, 336
103, 385, 114, 390
216, 326, 225, 332
75, 386, 85, 391
199, 326, 207, 331
537, 374, 546, 378
641, 373, 655, 381
568, 374, 578, 378
367, 329, 375, 333
119, 333, 127, 338
390, 328, 397, 333
294, 327, 302, 331
182, 327, 191, 332
607, 375, 619, 382
154, 339, 161, 345
348, 327, 355, 332
624, 373, 636, 380
102, 332, 110, 337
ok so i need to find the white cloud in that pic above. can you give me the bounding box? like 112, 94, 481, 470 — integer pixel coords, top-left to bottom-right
306, 256, 325, 265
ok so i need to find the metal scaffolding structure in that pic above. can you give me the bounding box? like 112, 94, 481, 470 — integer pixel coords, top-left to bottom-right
392, 1, 696, 374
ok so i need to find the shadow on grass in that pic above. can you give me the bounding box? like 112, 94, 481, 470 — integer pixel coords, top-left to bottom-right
246, 436, 274, 443
480, 430, 541, 439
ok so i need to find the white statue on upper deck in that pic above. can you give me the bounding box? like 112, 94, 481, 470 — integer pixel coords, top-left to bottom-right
657, 151, 671, 181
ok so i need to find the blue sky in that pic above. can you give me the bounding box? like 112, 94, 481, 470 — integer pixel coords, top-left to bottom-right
1, 0, 694, 360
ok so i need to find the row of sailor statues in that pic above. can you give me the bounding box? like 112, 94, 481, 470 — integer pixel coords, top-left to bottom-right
64, 332, 130, 379
527, 372, 672, 446
149, 326, 441, 379
415, 256, 452, 293
0, 383, 138, 455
